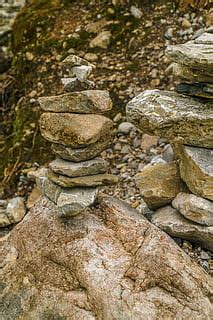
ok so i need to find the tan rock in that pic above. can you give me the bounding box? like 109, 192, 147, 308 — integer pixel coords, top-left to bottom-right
135, 162, 182, 209
38, 90, 112, 114
0, 197, 212, 319
26, 187, 42, 209
62, 54, 95, 69
152, 205, 213, 251
174, 144, 213, 200
39, 113, 113, 147
89, 31, 112, 49
140, 134, 158, 150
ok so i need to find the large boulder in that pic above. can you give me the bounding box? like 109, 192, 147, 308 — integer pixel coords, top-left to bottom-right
126, 90, 213, 148
1, 196, 212, 319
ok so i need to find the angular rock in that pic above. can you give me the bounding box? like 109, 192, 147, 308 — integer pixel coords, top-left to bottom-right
61, 77, 95, 92
135, 162, 182, 209
152, 205, 213, 251
126, 90, 213, 148
57, 187, 98, 217
49, 158, 109, 178
38, 90, 112, 114
0, 208, 10, 227
140, 134, 158, 151
89, 31, 111, 49
6, 197, 26, 224
62, 54, 95, 69
166, 39, 213, 70
51, 132, 114, 162
172, 63, 213, 83
39, 113, 113, 147
176, 82, 213, 99
174, 144, 213, 200
39, 177, 61, 203
172, 192, 213, 226
71, 65, 93, 82
0, 196, 212, 319
194, 32, 213, 45
48, 170, 118, 188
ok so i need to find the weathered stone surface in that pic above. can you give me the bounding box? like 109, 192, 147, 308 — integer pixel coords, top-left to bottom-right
38, 176, 61, 203
126, 90, 213, 148
71, 65, 93, 82
49, 158, 109, 178
38, 90, 112, 113
0, 197, 212, 319
6, 197, 26, 224
0, 208, 10, 227
176, 82, 213, 99
61, 77, 95, 92
89, 31, 111, 49
135, 162, 182, 209
174, 144, 213, 200
172, 63, 213, 83
51, 132, 114, 162
194, 32, 213, 45
57, 187, 98, 217
166, 39, 213, 70
152, 205, 213, 251
172, 192, 213, 226
48, 170, 118, 188
62, 54, 95, 69
39, 113, 113, 147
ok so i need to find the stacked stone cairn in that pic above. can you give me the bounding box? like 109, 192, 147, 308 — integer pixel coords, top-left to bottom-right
37, 55, 118, 217
126, 31, 213, 251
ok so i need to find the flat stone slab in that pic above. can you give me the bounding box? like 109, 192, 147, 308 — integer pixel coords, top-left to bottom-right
61, 78, 95, 92
39, 113, 113, 147
172, 63, 213, 83
135, 162, 182, 209
176, 83, 213, 99
151, 205, 213, 251
194, 32, 213, 45
166, 37, 213, 70
126, 90, 213, 148
38, 90, 112, 113
51, 132, 114, 162
49, 157, 109, 178
174, 144, 213, 200
48, 170, 118, 188
62, 54, 95, 70
172, 192, 213, 226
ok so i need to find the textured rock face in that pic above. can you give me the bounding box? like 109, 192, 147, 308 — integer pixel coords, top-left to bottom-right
176, 82, 213, 99
152, 205, 213, 251
62, 54, 95, 69
175, 144, 213, 200
1, 196, 212, 319
172, 192, 213, 226
126, 90, 213, 148
135, 162, 182, 209
39, 113, 113, 147
172, 63, 213, 83
51, 132, 114, 162
38, 90, 112, 113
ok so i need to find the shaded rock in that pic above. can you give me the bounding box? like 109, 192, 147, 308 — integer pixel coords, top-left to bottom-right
0, 208, 10, 227
26, 187, 42, 209
38, 90, 112, 114
51, 132, 114, 162
174, 144, 213, 200
71, 65, 93, 82
166, 39, 213, 70
135, 162, 182, 210
172, 63, 213, 83
176, 82, 213, 99
48, 170, 118, 188
37, 176, 61, 203
152, 205, 213, 251
162, 144, 174, 163
61, 77, 95, 92
126, 90, 213, 148
140, 134, 158, 151
0, 196, 212, 319
6, 197, 26, 224
89, 31, 111, 49
49, 158, 109, 178
62, 54, 95, 70
117, 122, 135, 134
39, 113, 113, 147
172, 192, 213, 226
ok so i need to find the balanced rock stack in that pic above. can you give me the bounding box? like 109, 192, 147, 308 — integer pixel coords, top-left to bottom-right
127, 31, 213, 251
37, 55, 118, 217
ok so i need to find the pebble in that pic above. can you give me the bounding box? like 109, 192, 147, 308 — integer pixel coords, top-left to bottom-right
118, 122, 135, 135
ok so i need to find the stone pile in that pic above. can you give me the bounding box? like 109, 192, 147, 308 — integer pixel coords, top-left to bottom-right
38, 55, 118, 217
127, 31, 213, 251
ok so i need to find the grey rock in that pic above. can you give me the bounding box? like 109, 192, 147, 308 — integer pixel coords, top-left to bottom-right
172, 63, 213, 83
57, 187, 99, 217
39, 113, 113, 147
174, 144, 213, 200
194, 32, 213, 45
130, 6, 142, 19
150, 155, 167, 165
38, 90, 112, 114
71, 65, 93, 82
176, 82, 213, 99
49, 158, 109, 178
61, 77, 95, 92
48, 170, 118, 188
118, 122, 135, 135
172, 192, 213, 226
126, 90, 213, 148
6, 197, 26, 224
0, 200, 8, 208
52, 132, 114, 162
162, 144, 174, 163
151, 205, 213, 251
41, 177, 61, 203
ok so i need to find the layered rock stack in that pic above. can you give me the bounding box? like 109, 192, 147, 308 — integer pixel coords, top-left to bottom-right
127, 31, 213, 251
37, 55, 118, 217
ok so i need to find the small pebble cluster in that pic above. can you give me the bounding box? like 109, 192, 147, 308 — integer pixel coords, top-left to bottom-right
37, 55, 118, 217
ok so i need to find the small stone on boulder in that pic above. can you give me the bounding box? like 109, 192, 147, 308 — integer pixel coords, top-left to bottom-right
61, 78, 95, 92
6, 197, 26, 224
117, 122, 135, 135
71, 65, 93, 82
